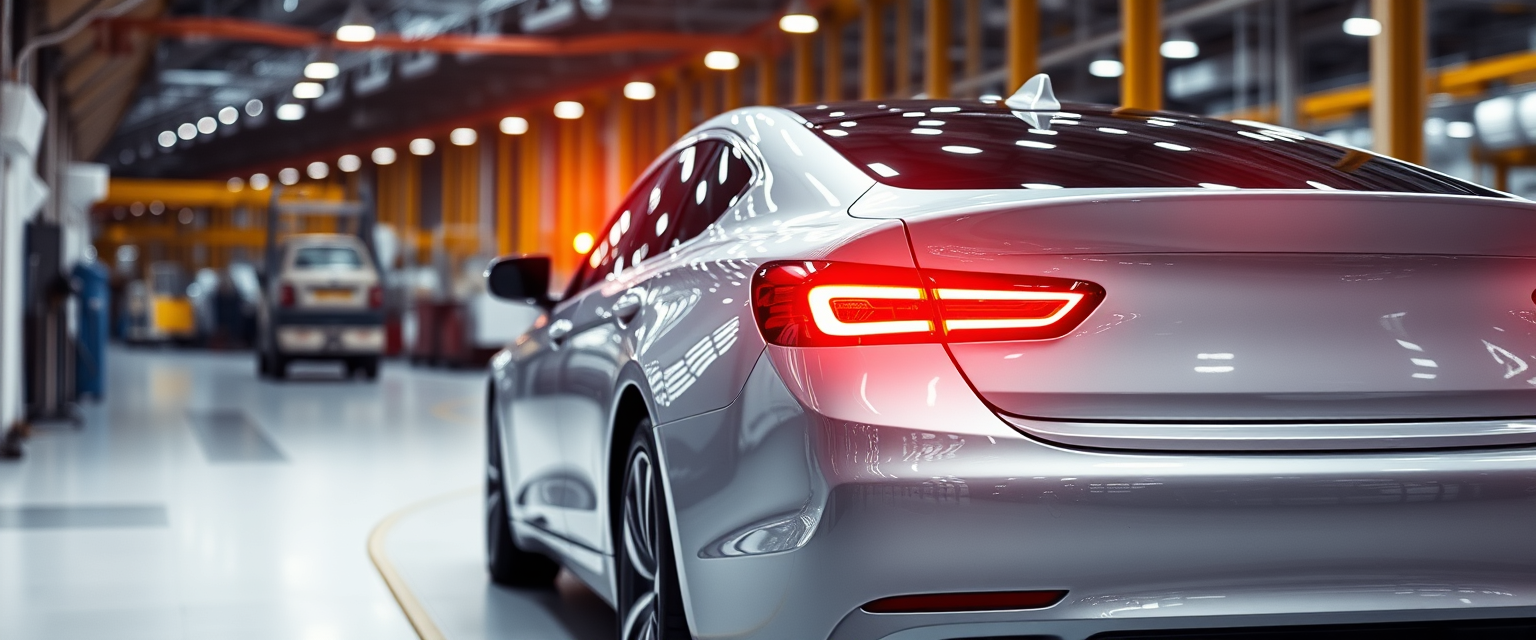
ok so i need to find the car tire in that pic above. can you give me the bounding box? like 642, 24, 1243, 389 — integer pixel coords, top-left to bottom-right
362, 358, 380, 380
485, 404, 560, 587
617, 419, 690, 640
272, 355, 289, 380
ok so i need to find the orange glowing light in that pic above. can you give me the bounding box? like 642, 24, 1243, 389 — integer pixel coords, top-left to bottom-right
573, 232, 595, 254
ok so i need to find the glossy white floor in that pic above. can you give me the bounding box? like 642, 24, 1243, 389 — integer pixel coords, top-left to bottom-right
0, 347, 613, 640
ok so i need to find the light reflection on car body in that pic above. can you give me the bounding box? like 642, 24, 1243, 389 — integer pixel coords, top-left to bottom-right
488, 98, 1536, 640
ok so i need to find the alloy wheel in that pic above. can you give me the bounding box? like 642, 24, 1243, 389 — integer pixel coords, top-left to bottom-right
621, 449, 661, 640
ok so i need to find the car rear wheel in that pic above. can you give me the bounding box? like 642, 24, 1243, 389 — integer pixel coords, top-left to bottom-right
485, 403, 559, 587
618, 420, 689, 640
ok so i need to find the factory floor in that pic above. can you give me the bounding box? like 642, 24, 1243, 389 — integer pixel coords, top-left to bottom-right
0, 347, 613, 640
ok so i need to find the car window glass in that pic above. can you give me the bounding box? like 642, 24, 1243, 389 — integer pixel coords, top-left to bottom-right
566, 142, 709, 297
791, 101, 1502, 197
292, 246, 362, 270
666, 141, 753, 248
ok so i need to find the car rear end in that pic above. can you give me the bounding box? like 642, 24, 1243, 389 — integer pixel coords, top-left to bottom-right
666, 102, 1536, 640
269, 235, 384, 372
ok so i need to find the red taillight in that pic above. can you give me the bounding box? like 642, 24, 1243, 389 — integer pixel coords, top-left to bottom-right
279, 284, 295, 308
862, 589, 1067, 614
751, 261, 1103, 347
368, 285, 384, 309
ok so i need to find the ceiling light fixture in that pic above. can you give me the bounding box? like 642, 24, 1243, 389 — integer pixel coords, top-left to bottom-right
158, 131, 176, 147
250, 173, 270, 190
218, 106, 238, 124
372, 147, 397, 165
245, 99, 264, 117
779, 0, 818, 34
704, 51, 740, 70
275, 103, 306, 121
449, 127, 478, 146
307, 161, 329, 180
409, 138, 435, 155
305, 61, 340, 80
336, 1, 377, 42
177, 123, 197, 140
1343, 1, 1380, 37
293, 81, 325, 99
1161, 29, 1199, 59
338, 154, 362, 172
499, 116, 529, 134
1088, 57, 1123, 78
278, 167, 300, 185
623, 81, 656, 101
197, 116, 217, 134
554, 101, 584, 119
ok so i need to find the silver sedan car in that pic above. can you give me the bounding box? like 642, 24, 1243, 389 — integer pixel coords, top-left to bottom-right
483, 81, 1536, 640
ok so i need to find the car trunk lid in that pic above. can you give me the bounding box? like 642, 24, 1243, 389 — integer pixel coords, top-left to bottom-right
874, 188, 1536, 449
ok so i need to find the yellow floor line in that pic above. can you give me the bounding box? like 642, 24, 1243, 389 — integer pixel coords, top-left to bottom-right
368, 486, 479, 640
429, 397, 479, 426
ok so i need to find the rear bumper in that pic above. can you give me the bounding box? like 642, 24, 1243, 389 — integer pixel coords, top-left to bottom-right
654, 345, 1536, 640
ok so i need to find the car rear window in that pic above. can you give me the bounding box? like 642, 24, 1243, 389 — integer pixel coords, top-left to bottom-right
293, 246, 362, 269
793, 101, 1502, 197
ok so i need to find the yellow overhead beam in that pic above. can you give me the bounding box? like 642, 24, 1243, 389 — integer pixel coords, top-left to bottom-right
1223, 45, 1536, 125
101, 179, 346, 209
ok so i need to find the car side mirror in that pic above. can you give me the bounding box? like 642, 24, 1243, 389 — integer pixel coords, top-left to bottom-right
485, 255, 553, 308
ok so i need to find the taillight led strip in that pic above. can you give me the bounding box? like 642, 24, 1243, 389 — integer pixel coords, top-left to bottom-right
752, 261, 1104, 347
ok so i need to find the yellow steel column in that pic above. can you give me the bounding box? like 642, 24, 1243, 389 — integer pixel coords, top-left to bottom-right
723, 66, 742, 111
556, 115, 580, 277
698, 68, 720, 120
577, 97, 604, 243
1121, 0, 1162, 110
497, 128, 515, 256
925, 0, 952, 99
894, 0, 911, 97
1007, 0, 1039, 90
1370, 0, 1426, 164
964, 0, 981, 95
862, 0, 885, 100
653, 76, 674, 155
614, 94, 637, 196
824, 20, 844, 101
517, 119, 543, 255
404, 154, 420, 265
757, 51, 778, 105
676, 68, 695, 134
793, 34, 816, 104
463, 139, 481, 260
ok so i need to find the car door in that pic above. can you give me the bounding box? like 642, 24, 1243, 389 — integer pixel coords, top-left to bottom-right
499, 266, 590, 543
557, 140, 718, 555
